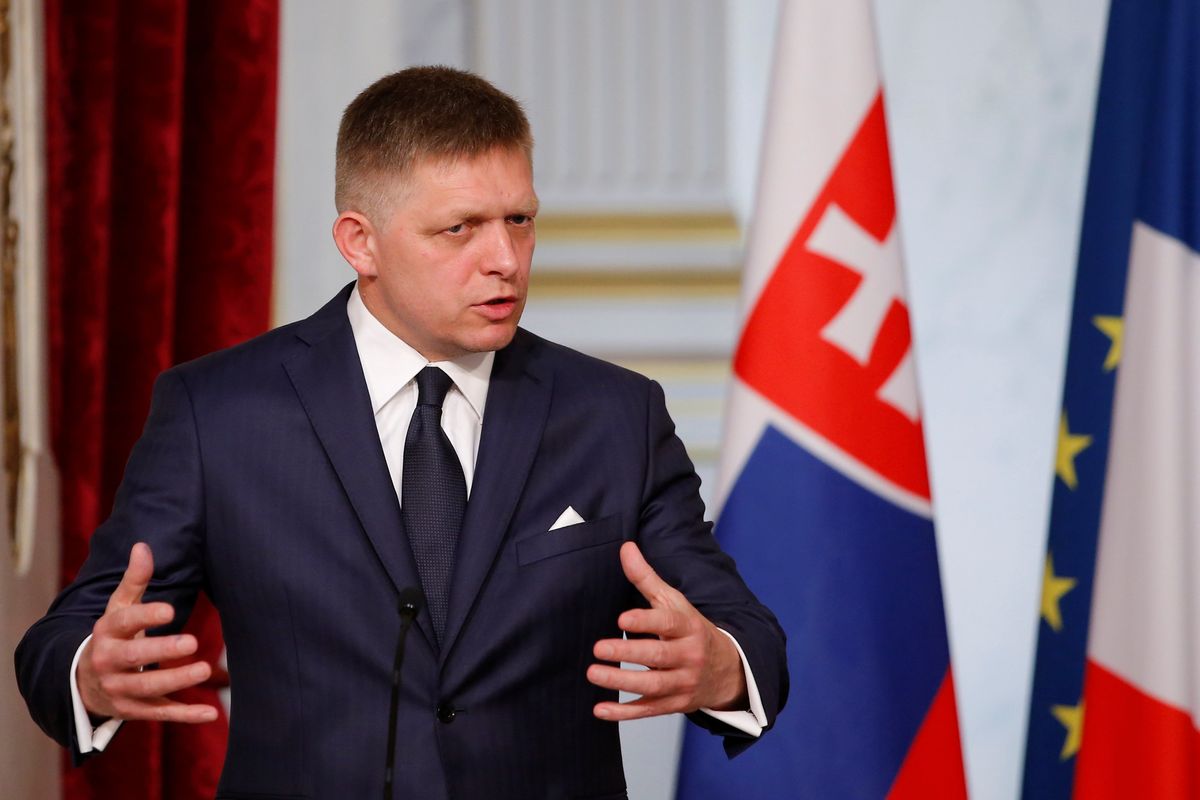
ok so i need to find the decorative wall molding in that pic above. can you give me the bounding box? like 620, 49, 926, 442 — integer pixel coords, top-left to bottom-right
0, 0, 20, 564
529, 269, 740, 298
4, 0, 47, 576
473, 0, 730, 215
1, 2, 58, 796
534, 213, 740, 243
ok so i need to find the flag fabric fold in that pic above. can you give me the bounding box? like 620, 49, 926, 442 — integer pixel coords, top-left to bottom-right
674, 1, 967, 797
1022, 0, 1199, 796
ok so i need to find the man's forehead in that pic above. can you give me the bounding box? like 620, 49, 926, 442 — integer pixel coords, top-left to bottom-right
366, 148, 535, 224
416, 146, 532, 177
408, 151, 536, 203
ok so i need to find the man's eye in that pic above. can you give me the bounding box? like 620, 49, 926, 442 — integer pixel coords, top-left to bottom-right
446, 223, 465, 234
509, 215, 532, 225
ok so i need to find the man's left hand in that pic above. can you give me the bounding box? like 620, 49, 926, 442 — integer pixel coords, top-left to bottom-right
588, 541, 748, 721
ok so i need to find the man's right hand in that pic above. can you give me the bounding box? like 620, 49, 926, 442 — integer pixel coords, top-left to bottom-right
77, 542, 219, 724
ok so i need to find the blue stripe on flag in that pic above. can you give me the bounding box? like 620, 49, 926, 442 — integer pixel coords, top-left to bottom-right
1138, 0, 1199, 253
675, 426, 949, 799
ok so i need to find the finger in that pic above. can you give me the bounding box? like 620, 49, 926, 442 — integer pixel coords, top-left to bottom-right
110, 697, 220, 724
93, 634, 199, 673
619, 541, 676, 608
586, 663, 684, 700
106, 543, 155, 612
593, 637, 677, 669
100, 660, 212, 700
593, 696, 681, 722
95, 602, 175, 640
616, 607, 687, 639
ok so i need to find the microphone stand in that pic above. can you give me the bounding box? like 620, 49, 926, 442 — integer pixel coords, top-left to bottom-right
384, 587, 423, 800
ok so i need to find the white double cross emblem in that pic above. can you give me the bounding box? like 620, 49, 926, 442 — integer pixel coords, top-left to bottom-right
806, 203, 919, 422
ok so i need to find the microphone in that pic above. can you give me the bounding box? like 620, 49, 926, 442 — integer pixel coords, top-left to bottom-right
384, 586, 424, 800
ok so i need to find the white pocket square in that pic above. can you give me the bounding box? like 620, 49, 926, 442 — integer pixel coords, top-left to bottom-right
549, 506, 585, 531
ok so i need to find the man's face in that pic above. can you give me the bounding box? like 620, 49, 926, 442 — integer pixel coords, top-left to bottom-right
356, 146, 537, 361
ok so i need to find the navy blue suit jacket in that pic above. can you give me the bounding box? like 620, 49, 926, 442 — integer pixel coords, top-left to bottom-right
17, 285, 787, 799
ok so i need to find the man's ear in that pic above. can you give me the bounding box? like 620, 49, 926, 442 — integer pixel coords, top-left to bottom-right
332, 211, 378, 278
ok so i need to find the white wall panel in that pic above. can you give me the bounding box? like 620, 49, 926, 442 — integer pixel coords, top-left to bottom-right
474, 0, 730, 213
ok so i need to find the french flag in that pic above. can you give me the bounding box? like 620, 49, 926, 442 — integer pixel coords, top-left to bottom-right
673, 1, 967, 797
1022, 0, 1200, 796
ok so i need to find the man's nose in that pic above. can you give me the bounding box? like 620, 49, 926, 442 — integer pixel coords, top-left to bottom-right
481, 222, 519, 276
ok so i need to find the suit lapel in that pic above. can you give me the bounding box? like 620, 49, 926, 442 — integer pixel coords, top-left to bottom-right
282, 287, 434, 646
440, 331, 552, 663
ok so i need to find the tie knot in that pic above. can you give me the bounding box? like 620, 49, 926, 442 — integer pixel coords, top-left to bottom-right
414, 366, 454, 408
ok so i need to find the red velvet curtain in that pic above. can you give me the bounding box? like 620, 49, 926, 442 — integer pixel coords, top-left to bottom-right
44, 1, 279, 797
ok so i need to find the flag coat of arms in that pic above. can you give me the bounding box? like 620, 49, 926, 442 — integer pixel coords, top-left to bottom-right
674, 1, 967, 797
1022, 0, 1199, 796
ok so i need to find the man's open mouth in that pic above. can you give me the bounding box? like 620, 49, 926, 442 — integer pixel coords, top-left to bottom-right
473, 296, 519, 320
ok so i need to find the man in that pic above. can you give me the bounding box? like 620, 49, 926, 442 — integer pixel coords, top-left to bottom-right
17, 67, 787, 798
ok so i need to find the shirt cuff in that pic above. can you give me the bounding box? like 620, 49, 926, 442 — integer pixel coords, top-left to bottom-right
697, 628, 767, 738
70, 634, 123, 752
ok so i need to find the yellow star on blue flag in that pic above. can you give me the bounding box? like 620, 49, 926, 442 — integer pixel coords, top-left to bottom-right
1051, 701, 1085, 761
1055, 414, 1092, 490
1092, 315, 1124, 371
1041, 554, 1077, 633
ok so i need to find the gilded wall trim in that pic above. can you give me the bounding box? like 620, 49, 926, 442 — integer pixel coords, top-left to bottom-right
535, 213, 741, 243
0, 0, 19, 561
529, 268, 741, 299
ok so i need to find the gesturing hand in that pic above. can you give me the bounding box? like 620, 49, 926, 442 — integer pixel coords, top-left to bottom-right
588, 541, 747, 721
76, 542, 219, 724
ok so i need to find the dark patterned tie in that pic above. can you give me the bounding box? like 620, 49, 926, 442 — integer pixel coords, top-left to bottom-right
401, 366, 466, 643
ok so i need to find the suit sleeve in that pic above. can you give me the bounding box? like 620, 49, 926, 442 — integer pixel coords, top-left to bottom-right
14, 369, 208, 755
634, 379, 789, 757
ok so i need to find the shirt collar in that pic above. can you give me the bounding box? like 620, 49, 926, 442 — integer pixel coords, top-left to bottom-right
346, 284, 493, 419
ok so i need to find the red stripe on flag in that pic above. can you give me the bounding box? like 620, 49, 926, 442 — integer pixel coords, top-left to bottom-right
887, 670, 969, 799
1074, 659, 1200, 797
734, 93, 931, 500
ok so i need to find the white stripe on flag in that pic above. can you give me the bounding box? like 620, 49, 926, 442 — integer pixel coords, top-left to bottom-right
736, 0, 882, 315
1088, 220, 1200, 716
717, 0, 885, 513
716, 378, 933, 520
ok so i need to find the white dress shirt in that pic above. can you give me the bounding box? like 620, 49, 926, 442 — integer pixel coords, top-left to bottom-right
70, 285, 764, 752
347, 286, 492, 500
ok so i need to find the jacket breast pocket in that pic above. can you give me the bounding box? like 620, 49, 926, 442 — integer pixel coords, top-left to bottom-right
516, 514, 624, 566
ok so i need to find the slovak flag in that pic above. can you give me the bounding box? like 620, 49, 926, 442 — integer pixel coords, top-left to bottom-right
1022, 0, 1200, 796
673, 1, 967, 797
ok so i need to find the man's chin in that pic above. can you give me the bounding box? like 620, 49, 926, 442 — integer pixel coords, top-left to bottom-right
463, 323, 519, 354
